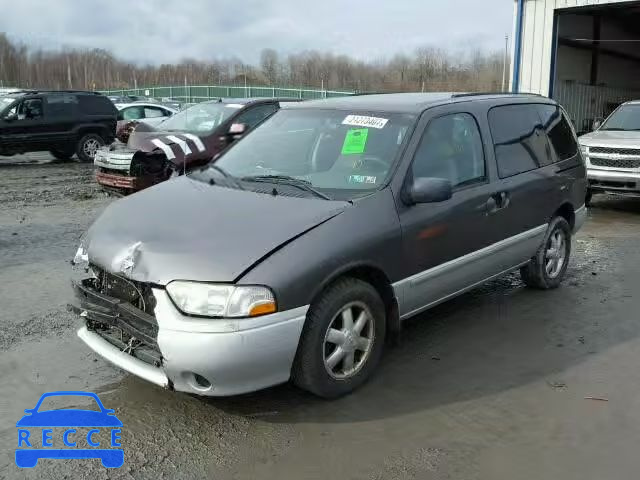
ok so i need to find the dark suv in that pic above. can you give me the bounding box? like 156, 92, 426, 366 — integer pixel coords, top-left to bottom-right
0, 91, 117, 162
70, 93, 587, 399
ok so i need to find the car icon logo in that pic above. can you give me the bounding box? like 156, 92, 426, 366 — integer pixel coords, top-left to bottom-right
15, 391, 123, 468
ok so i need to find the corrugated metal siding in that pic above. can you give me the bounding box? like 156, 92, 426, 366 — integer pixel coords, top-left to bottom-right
555, 80, 640, 132
514, 0, 638, 95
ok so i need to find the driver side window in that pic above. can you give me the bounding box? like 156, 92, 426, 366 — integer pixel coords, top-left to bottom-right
234, 104, 278, 129
17, 99, 44, 121
412, 113, 485, 188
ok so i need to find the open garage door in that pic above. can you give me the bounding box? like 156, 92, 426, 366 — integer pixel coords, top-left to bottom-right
552, 2, 640, 135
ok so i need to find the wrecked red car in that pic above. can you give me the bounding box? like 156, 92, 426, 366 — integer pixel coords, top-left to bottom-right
94, 98, 295, 194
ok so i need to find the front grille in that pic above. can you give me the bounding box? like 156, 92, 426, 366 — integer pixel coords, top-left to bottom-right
590, 147, 640, 156
93, 265, 156, 315
590, 158, 640, 169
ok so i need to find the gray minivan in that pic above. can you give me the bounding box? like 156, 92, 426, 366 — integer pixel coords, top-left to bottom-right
70, 93, 587, 398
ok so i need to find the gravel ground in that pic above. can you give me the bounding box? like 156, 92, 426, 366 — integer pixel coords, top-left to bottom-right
2, 154, 640, 479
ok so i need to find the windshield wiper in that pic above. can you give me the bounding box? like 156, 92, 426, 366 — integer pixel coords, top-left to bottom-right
206, 164, 244, 190
241, 175, 331, 200
601, 127, 628, 131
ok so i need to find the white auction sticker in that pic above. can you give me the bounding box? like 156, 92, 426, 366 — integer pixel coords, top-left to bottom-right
342, 115, 389, 129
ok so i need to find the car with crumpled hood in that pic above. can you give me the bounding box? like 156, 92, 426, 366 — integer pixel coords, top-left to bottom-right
93, 98, 292, 194
70, 93, 586, 399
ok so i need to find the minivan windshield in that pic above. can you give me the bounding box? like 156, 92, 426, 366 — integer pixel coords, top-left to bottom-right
600, 104, 640, 131
160, 101, 242, 134
209, 108, 416, 200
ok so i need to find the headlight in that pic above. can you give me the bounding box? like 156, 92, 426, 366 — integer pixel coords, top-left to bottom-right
166, 281, 276, 318
72, 240, 89, 266
580, 144, 589, 157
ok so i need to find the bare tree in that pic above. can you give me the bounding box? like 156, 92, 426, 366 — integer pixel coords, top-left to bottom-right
0, 34, 505, 94
260, 48, 279, 85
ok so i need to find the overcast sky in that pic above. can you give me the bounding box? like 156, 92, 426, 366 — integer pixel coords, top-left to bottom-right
1, 0, 514, 64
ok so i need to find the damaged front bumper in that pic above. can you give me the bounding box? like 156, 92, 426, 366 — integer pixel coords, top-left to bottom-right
95, 170, 161, 192
70, 278, 308, 396
94, 147, 135, 173
94, 147, 164, 194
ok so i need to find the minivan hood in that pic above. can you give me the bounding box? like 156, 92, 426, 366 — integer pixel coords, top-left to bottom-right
579, 130, 640, 147
85, 177, 346, 285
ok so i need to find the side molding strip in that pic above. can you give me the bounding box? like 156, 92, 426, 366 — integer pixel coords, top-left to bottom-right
396, 224, 548, 288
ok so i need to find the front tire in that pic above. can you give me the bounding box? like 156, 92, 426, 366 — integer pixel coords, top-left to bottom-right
76, 133, 105, 162
292, 278, 386, 399
585, 188, 593, 207
520, 216, 572, 289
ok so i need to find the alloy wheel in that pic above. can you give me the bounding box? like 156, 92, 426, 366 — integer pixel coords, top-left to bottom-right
545, 229, 567, 278
323, 301, 375, 379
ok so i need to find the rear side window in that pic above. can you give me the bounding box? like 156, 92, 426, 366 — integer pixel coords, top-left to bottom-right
46, 94, 77, 118
144, 107, 166, 118
488, 104, 549, 178
537, 104, 578, 161
78, 95, 116, 116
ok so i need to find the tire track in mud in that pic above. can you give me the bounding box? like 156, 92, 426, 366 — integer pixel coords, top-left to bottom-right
0, 161, 103, 206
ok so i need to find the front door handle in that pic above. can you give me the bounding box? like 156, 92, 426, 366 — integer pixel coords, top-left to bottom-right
486, 192, 510, 215
498, 191, 510, 209
486, 196, 499, 215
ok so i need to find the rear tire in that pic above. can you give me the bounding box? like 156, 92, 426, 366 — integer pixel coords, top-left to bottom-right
520, 217, 572, 290
76, 133, 105, 162
292, 277, 386, 399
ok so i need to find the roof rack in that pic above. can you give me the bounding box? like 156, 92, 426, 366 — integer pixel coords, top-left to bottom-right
22, 90, 103, 95
451, 92, 546, 98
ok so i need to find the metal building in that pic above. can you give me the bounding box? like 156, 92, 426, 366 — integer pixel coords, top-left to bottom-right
511, 0, 640, 134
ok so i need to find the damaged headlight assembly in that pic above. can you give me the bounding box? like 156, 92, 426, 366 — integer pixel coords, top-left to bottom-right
166, 281, 276, 318
72, 238, 89, 269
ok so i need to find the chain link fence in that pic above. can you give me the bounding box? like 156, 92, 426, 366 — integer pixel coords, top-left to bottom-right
99, 85, 355, 103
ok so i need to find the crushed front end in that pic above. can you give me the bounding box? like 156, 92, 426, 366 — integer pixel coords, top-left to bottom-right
69, 266, 169, 387
69, 264, 307, 397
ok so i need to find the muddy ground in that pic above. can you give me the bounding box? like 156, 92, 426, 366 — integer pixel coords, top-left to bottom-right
1, 155, 640, 479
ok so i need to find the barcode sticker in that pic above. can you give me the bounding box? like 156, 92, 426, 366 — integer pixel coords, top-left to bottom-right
342, 115, 389, 129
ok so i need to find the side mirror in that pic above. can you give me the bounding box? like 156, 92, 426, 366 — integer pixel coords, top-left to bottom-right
227, 123, 247, 137
405, 177, 452, 205
592, 118, 603, 131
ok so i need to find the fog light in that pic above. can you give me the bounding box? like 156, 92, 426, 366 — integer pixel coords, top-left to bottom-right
193, 373, 212, 389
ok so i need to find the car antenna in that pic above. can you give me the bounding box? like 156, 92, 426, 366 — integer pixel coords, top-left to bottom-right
183, 76, 188, 176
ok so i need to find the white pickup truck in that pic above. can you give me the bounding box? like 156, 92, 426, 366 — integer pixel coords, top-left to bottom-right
579, 100, 640, 204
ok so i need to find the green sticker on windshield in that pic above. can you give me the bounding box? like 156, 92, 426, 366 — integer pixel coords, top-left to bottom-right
341, 128, 369, 155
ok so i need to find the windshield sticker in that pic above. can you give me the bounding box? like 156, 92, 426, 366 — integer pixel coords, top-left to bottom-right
348, 175, 377, 184
342, 115, 389, 129
341, 128, 369, 155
